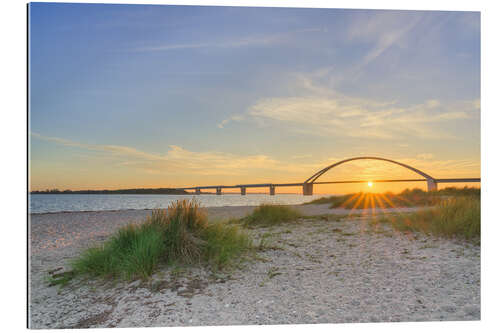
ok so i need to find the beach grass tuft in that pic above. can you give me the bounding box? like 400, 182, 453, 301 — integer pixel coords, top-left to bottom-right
241, 204, 302, 227
374, 196, 480, 240
69, 200, 252, 282
72, 223, 167, 280
201, 221, 253, 269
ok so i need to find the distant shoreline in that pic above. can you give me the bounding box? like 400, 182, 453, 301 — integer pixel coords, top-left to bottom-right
30, 188, 189, 195
29, 192, 303, 195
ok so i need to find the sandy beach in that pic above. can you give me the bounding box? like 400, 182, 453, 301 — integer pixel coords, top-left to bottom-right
29, 204, 480, 328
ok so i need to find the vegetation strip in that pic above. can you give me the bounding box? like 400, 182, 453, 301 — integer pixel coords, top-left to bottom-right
371, 196, 480, 241
305, 186, 480, 209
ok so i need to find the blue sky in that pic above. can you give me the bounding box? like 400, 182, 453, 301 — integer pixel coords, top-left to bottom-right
29, 3, 480, 192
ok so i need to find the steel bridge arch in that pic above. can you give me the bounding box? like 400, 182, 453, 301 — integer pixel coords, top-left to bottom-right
304, 156, 437, 190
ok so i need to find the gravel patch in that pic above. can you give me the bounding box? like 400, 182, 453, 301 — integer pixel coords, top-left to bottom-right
29, 205, 480, 328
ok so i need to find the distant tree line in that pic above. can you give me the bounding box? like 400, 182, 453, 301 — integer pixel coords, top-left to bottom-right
30, 188, 189, 195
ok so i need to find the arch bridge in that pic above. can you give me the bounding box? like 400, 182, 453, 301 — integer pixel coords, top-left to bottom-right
177, 156, 480, 196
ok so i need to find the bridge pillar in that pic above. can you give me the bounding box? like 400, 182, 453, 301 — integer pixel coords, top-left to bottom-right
216, 187, 222, 195
240, 187, 246, 195
195, 188, 201, 195
269, 186, 275, 196
303, 183, 313, 196
427, 179, 437, 192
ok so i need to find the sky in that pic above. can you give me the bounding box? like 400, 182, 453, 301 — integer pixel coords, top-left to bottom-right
28, 3, 480, 194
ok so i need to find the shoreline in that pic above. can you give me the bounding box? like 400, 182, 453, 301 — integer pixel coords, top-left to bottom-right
29, 204, 479, 328
28, 193, 335, 215
29, 205, 425, 254
29, 202, 420, 216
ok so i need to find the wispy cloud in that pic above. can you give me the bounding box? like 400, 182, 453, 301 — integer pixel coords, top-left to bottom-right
217, 114, 245, 129
416, 153, 434, 160
133, 27, 324, 52
30, 132, 170, 161
218, 72, 478, 140
134, 33, 282, 52
247, 96, 474, 139
31, 132, 323, 180
351, 13, 423, 68
344, 11, 427, 73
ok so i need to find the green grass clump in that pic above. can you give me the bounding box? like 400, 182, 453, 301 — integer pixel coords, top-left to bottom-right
201, 222, 252, 269
69, 200, 252, 282
375, 196, 480, 241
242, 204, 302, 227
72, 222, 167, 280
306, 186, 480, 209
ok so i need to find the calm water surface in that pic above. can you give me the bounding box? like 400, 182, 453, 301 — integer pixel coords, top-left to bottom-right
29, 194, 330, 214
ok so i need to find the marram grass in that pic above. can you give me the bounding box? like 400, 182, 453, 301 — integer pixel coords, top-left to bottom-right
69, 200, 252, 282
72, 223, 167, 280
241, 204, 302, 227
374, 196, 480, 241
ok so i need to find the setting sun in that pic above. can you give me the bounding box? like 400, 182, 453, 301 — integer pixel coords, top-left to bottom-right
367, 182, 373, 187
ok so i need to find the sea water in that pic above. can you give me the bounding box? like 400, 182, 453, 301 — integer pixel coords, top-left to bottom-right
29, 193, 330, 214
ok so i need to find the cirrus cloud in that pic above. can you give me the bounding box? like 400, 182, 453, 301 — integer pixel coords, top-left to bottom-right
218, 72, 478, 140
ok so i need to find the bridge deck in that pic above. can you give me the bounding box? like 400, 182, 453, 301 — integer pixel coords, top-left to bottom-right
177, 178, 480, 191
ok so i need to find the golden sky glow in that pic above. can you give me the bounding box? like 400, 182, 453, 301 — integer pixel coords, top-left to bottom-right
29, 5, 480, 194
29, 132, 480, 193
